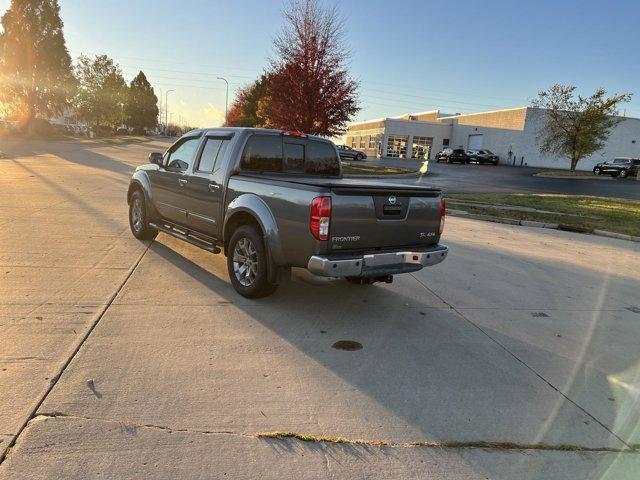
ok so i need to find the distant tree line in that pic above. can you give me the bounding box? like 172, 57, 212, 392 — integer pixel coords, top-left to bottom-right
0, 0, 159, 135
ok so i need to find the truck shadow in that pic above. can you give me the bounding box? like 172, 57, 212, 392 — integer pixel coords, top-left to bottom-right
148, 238, 639, 479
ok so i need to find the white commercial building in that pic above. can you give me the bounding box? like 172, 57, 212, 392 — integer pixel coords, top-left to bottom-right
345, 107, 640, 171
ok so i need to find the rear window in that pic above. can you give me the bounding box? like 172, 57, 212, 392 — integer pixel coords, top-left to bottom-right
240, 135, 340, 176
306, 140, 340, 176
240, 135, 283, 172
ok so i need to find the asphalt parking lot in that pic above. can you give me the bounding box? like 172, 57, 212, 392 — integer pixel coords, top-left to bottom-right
0, 138, 639, 479
366, 158, 640, 199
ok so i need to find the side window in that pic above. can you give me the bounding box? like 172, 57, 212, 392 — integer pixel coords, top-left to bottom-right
613, 159, 624, 164
166, 138, 200, 171
197, 138, 223, 172
240, 135, 283, 172
306, 140, 340, 176
284, 143, 305, 172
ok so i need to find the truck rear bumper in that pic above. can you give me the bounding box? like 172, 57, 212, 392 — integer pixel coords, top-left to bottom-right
307, 244, 448, 278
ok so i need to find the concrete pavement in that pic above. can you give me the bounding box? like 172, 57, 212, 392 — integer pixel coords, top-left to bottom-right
0, 138, 639, 479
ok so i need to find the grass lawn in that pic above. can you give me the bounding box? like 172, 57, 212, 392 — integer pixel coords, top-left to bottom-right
445, 193, 640, 237
342, 163, 416, 176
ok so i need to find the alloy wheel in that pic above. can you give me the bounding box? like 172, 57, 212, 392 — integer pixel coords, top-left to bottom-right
131, 196, 143, 232
233, 237, 258, 287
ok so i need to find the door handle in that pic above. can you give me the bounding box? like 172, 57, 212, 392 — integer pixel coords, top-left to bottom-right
178, 178, 187, 187
208, 183, 221, 191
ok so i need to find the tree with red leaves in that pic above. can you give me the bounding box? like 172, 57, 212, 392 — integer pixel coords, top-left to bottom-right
225, 74, 270, 127
263, 0, 359, 137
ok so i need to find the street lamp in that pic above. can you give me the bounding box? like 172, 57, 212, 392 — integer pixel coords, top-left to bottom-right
165, 89, 174, 135
216, 77, 228, 125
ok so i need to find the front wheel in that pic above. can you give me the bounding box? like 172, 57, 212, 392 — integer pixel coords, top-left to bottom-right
356, 153, 364, 161
227, 225, 278, 298
593, 167, 601, 175
129, 189, 158, 241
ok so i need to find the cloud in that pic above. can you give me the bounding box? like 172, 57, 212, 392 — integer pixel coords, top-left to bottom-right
203, 103, 225, 127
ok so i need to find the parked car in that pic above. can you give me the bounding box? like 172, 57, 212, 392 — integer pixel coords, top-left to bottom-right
127, 128, 448, 298
467, 149, 499, 165
435, 148, 470, 164
336, 144, 366, 161
593, 158, 639, 178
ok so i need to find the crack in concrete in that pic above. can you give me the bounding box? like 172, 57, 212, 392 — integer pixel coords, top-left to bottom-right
0, 243, 152, 466
17, 414, 640, 454
410, 273, 633, 450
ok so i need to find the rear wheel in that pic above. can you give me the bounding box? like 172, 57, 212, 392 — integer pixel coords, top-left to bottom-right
620, 169, 628, 178
129, 189, 158, 241
227, 225, 278, 298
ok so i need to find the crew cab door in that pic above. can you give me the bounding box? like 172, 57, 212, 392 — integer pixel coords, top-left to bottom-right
148, 135, 201, 225
183, 134, 232, 238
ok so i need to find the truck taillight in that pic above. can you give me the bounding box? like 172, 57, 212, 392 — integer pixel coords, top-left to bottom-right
439, 198, 446, 235
310, 196, 331, 241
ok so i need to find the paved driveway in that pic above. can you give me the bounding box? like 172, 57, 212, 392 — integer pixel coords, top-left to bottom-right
0, 139, 639, 479
361, 158, 640, 199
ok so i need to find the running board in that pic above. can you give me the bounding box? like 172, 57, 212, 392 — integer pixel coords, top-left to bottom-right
149, 222, 221, 254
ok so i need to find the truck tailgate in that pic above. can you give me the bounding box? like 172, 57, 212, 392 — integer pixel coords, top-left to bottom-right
328, 184, 442, 252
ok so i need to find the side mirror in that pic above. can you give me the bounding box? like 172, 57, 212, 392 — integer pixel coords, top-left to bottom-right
149, 152, 163, 166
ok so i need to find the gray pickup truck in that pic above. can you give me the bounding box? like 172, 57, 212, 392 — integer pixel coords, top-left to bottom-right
127, 128, 448, 298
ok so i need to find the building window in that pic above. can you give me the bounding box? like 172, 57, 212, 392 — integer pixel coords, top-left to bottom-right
386, 135, 408, 158
368, 134, 379, 149
442, 138, 450, 147
351, 137, 358, 148
412, 136, 433, 159
359, 136, 366, 149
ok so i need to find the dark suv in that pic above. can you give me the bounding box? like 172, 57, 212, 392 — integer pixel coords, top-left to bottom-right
436, 148, 470, 164
468, 149, 499, 165
593, 158, 639, 178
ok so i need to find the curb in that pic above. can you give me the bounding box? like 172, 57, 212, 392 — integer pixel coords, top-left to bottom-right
447, 210, 640, 243
533, 173, 613, 180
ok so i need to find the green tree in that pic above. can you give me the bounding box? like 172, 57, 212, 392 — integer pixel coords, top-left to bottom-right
226, 74, 270, 127
126, 71, 158, 134
532, 84, 632, 171
0, 0, 76, 130
74, 54, 127, 134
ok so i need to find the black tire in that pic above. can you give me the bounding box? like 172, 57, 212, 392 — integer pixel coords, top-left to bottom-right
356, 153, 364, 161
129, 189, 158, 240
227, 225, 278, 298
593, 167, 601, 175
620, 169, 628, 178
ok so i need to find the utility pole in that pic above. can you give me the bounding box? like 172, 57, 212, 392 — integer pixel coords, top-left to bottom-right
165, 89, 174, 135
216, 77, 229, 125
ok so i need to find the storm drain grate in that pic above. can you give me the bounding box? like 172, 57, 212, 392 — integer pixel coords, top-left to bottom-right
332, 340, 363, 351
626, 306, 640, 315
531, 312, 549, 318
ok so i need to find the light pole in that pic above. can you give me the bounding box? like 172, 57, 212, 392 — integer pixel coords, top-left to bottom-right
165, 89, 174, 135
216, 77, 228, 125
157, 87, 163, 128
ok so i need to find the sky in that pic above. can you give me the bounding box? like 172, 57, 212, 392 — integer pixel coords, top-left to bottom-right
2, 0, 640, 128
